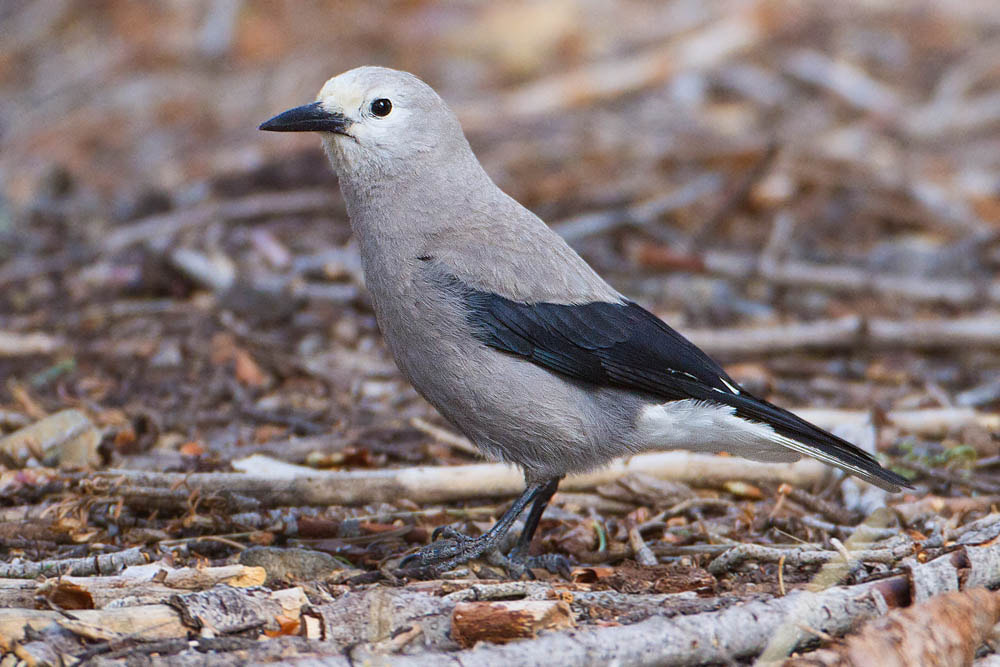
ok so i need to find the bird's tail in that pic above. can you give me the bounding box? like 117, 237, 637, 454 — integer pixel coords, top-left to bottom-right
726, 393, 911, 492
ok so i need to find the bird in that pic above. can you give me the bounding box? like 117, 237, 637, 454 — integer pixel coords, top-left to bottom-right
260, 66, 910, 576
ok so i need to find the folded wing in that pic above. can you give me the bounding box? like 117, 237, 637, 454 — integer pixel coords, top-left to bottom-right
459, 282, 909, 492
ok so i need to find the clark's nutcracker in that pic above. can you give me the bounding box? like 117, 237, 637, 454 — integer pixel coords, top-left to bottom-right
261, 66, 909, 575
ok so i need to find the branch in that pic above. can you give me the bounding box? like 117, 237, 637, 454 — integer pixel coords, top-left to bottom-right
102, 189, 339, 253
0, 546, 147, 579
82, 452, 831, 511
682, 313, 1000, 356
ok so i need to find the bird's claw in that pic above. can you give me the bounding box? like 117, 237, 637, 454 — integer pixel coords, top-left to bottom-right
398, 526, 481, 572
493, 549, 574, 580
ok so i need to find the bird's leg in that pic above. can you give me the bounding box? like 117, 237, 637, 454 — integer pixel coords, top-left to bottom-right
398, 481, 548, 574
498, 477, 571, 578
507, 477, 560, 561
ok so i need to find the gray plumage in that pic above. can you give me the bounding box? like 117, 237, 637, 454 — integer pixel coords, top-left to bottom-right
261, 66, 908, 575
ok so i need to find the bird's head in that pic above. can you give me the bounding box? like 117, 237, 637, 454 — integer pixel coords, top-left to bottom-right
260, 66, 468, 180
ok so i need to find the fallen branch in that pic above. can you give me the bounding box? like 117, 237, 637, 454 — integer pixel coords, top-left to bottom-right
682, 313, 1000, 356
631, 247, 1000, 307
0, 604, 185, 646
460, 5, 770, 125
0, 546, 147, 579
0, 563, 267, 609
82, 452, 830, 510
102, 189, 340, 253
706, 539, 914, 576
795, 407, 1000, 438
0, 585, 306, 646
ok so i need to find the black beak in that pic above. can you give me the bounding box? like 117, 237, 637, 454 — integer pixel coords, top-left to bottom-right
259, 102, 351, 134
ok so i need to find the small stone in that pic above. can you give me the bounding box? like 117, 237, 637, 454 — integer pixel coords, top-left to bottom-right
239, 546, 342, 584
0, 409, 100, 468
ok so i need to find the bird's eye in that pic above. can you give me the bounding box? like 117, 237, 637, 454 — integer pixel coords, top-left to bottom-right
370, 98, 392, 117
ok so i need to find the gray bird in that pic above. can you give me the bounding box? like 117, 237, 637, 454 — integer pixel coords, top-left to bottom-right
260, 66, 909, 575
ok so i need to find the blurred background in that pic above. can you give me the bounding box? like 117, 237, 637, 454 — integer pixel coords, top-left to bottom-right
0, 0, 998, 470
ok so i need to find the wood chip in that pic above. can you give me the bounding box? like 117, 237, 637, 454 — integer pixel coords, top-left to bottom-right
451, 600, 575, 647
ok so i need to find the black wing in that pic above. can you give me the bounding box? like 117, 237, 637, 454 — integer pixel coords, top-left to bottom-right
459, 284, 909, 491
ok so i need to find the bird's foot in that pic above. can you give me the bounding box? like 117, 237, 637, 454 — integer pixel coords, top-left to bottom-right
398, 526, 494, 575
397, 526, 573, 580
491, 549, 573, 580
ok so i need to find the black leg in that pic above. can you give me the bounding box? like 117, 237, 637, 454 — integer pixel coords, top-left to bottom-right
398, 480, 550, 574
509, 477, 561, 560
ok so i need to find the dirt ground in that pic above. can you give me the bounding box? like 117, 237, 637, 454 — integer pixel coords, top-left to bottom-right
1, 1, 999, 665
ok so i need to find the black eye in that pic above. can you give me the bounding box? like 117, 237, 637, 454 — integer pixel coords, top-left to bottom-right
370, 98, 392, 117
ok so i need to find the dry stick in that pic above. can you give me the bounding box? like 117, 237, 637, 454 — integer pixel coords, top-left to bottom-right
783, 49, 902, 115
795, 407, 999, 437
89, 453, 832, 510
682, 313, 1000, 356
552, 173, 723, 243
0, 564, 267, 609
0, 546, 147, 579
0, 586, 307, 646
635, 247, 1000, 307
706, 540, 914, 576
102, 189, 340, 253
459, 4, 769, 126
0, 605, 186, 646
409, 416, 481, 456
0, 331, 65, 357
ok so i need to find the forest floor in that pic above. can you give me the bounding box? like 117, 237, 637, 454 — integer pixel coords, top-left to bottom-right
1, 1, 999, 664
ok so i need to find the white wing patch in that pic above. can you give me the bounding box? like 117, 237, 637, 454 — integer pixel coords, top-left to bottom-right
719, 377, 741, 394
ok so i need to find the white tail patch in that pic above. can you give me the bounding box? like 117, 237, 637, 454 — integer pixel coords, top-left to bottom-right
636, 399, 895, 489
636, 400, 798, 463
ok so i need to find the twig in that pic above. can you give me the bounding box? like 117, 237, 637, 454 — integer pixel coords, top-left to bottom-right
628, 521, 658, 567
682, 313, 1000, 356
102, 189, 339, 253
706, 540, 914, 576
461, 5, 770, 124
778, 484, 855, 525
552, 173, 722, 242
409, 417, 481, 456
0, 546, 147, 579
0, 331, 65, 357
904, 460, 1000, 495
784, 49, 901, 115
636, 247, 1000, 307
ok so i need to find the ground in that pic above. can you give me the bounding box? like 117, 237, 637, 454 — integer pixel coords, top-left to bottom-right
1, 1, 999, 664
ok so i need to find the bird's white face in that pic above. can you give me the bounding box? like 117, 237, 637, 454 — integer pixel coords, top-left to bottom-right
315, 73, 414, 150
313, 70, 421, 173
260, 66, 464, 180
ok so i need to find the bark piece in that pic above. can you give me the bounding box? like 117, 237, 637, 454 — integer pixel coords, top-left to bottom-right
0, 605, 185, 644
902, 553, 960, 603
168, 585, 307, 634
306, 588, 458, 651
0, 409, 100, 468
786, 589, 1000, 667
451, 600, 574, 648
